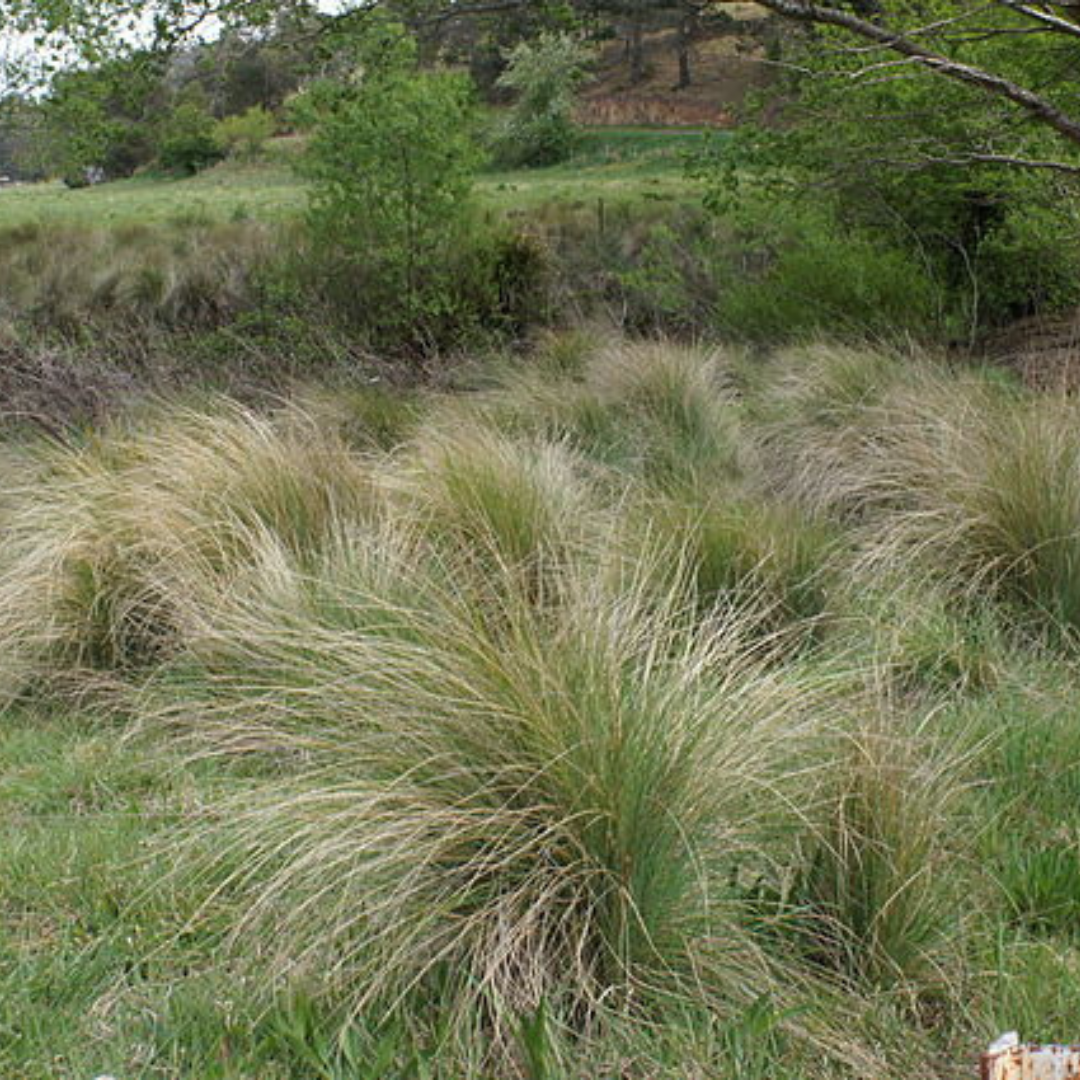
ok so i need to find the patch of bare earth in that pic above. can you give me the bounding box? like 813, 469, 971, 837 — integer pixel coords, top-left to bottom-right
577, 20, 774, 128
979, 310, 1080, 392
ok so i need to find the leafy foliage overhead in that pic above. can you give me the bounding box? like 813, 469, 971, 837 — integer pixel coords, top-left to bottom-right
748, 0, 1080, 163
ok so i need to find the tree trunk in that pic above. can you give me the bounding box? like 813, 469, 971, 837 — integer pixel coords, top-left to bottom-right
629, 2, 647, 84
676, 10, 694, 89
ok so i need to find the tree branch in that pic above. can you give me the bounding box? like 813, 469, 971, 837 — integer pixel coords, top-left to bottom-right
997, 0, 1080, 38
743, 0, 1080, 148
906, 151, 1080, 174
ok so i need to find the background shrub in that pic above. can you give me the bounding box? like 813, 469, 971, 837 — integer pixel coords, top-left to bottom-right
490, 33, 591, 168
300, 24, 486, 351
157, 102, 225, 176
215, 106, 276, 162
715, 204, 940, 344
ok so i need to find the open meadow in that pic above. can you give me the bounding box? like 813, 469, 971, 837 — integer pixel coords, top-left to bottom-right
0, 129, 707, 228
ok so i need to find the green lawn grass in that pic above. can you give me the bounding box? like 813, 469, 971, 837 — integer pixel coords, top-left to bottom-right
0, 127, 714, 228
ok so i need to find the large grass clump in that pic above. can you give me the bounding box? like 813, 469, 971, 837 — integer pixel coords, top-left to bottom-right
480, 339, 742, 489
153, 539, 835, 1057
7, 335, 1080, 1077
0, 402, 373, 698
854, 381, 1080, 637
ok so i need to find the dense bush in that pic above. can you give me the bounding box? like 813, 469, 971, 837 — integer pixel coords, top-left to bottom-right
287, 24, 553, 353
715, 203, 941, 343
704, 58, 1080, 340
215, 105, 276, 161
35, 59, 160, 183
157, 102, 225, 175
298, 24, 502, 350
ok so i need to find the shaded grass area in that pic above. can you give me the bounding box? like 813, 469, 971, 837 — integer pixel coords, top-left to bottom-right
0, 127, 709, 229
5, 338, 1080, 1075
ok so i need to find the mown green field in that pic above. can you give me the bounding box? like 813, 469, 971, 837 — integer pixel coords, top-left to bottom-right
4, 332, 1080, 1078
0, 128, 710, 228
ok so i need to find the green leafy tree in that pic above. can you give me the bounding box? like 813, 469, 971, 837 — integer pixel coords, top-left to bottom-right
34, 58, 159, 184
215, 105, 276, 160
301, 21, 485, 343
9, 0, 1080, 159
748, 0, 1080, 160
157, 100, 225, 174
700, 2, 1080, 337
491, 31, 590, 167
43, 91, 123, 185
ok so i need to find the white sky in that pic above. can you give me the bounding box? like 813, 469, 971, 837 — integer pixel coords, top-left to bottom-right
1, 0, 355, 95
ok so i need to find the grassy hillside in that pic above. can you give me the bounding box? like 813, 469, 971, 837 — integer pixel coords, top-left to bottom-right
3, 335, 1080, 1077
0, 128, 708, 229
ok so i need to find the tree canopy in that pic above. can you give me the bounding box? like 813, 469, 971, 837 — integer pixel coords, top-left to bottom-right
749, 0, 1080, 165
8, 0, 1080, 172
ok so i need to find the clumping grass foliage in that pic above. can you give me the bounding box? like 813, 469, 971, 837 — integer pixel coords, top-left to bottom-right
5, 339, 1080, 1076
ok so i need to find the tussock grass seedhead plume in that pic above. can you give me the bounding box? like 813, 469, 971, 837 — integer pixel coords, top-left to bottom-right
757, 344, 913, 431
155, 542, 838, 1063
0, 402, 375, 701
529, 325, 603, 380
296, 383, 427, 454
467, 370, 635, 480
127, 402, 377, 568
0, 443, 184, 698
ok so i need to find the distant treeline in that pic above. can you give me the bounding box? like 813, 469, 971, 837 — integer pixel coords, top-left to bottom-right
0, 0, 770, 183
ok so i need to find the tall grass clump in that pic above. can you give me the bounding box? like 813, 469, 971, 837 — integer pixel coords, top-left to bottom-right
794, 705, 972, 997
0, 221, 276, 333
0, 403, 374, 700
748, 344, 933, 519
478, 340, 741, 489
392, 423, 596, 606
152, 539, 842, 1068
841, 578, 1004, 698
860, 383, 1080, 638
586, 340, 740, 488
625, 492, 838, 643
